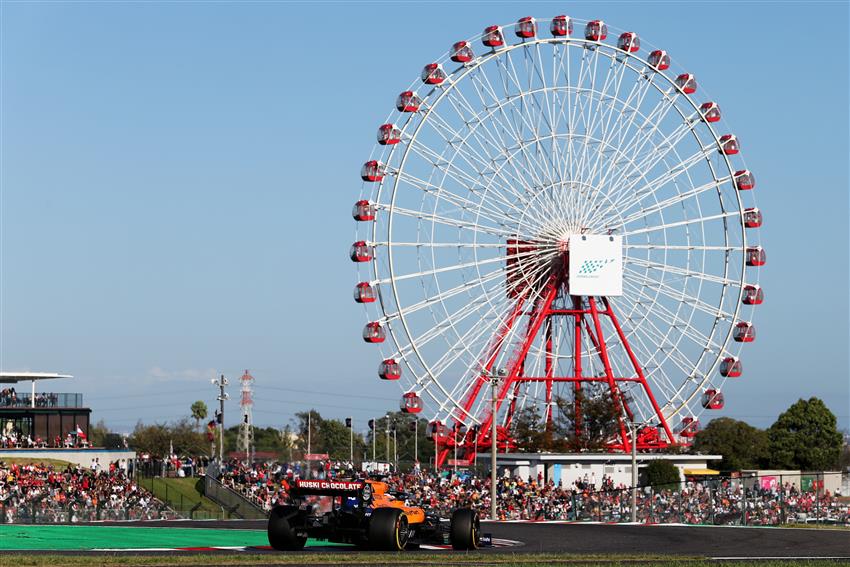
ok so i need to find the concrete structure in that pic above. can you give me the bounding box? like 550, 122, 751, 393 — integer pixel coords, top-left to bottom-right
485, 452, 723, 487
0, 448, 136, 473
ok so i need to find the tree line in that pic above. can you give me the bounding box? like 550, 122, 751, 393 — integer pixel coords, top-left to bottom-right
93, 395, 846, 473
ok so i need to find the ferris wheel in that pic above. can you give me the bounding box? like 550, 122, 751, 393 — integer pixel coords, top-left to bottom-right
351, 15, 762, 466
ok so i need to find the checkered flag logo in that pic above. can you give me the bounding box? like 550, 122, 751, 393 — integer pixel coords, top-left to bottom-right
578, 259, 614, 275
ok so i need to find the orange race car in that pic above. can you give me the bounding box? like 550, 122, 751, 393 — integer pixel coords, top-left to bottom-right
267, 478, 481, 551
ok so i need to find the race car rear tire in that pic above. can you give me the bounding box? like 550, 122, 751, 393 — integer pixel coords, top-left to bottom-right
368, 507, 409, 551
450, 508, 480, 550
268, 505, 307, 551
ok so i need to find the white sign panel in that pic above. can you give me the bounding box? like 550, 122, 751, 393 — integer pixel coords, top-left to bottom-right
568, 234, 623, 296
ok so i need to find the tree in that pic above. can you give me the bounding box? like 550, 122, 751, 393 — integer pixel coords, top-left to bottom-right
190, 401, 208, 432
768, 397, 843, 471
645, 459, 680, 489
511, 406, 547, 453
693, 417, 769, 471
554, 390, 622, 451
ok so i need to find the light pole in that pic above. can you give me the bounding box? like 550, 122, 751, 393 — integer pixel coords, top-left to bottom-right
211, 375, 229, 463
385, 414, 391, 465
489, 368, 506, 521
627, 421, 642, 523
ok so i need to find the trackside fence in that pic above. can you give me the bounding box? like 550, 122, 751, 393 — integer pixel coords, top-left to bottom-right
501, 473, 848, 526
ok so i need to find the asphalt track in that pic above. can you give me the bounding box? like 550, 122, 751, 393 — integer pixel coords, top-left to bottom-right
75, 519, 850, 559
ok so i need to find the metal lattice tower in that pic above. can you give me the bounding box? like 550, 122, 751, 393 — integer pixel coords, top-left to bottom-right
238, 369, 255, 462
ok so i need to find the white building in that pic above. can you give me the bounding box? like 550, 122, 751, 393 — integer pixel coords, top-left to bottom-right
484, 452, 722, 487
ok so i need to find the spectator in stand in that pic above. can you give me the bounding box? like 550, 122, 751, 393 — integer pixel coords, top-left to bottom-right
0, 460, 174, 523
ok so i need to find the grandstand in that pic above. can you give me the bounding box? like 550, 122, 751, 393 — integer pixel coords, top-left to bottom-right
0, 371, 134, 469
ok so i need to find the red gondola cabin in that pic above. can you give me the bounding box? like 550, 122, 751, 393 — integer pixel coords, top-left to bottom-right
451, 41, 474, 63
515, 17, 536, 38
379, 358, 401, 380
550, 15, 573, 37
746, 246, 766, 267
742, 284, 764, 305
734, 169, 755, 190
482, 25, 505, 48
700, 102, 721, 123
702, 389, 725, 410
352, 200, 375, 221
678, 417, 700, 438
363, 321, 386, 343
421, 63, 446, 85
361, 160, 385, 182
426, 420, 442, 440
676, 73, 697, 94
617, 32, 640, 52
719, 356, 742, 377
396, 91, 421, 113
743, 208, 763, 229
585, 20, 607, 41
350, 241, 372, 262
377, 124, 401, 145
733, 321, 756, 343
400, 392, 423, 414
648, 50, 670, 70
353, 282, 377, 303
719, 134, 739, 155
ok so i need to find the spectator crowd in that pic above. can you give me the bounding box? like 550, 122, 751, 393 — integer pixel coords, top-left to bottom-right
0, 461, 174, 523
214, 458, 850, 526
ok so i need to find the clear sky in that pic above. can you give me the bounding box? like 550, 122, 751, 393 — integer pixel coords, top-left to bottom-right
2, 1, 848, 435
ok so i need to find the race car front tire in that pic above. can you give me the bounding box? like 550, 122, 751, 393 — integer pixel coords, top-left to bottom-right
450, 508, 480, 550
268, 505, 307, 551
368, 507, 410, 551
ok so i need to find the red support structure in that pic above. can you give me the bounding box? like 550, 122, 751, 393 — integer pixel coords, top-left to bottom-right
435, 248, 676, 467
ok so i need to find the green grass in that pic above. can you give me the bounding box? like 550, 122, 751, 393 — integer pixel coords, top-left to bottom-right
0, 457, 73, 467
136, 476, 222, 518
0, 553, 844, 567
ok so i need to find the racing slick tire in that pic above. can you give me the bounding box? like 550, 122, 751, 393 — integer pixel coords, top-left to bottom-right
368, 507, 410, 551
450, 508, 480, 550
268, 505, 307, 551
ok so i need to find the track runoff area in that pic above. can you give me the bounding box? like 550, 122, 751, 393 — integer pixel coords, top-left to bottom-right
2, 520, 848, 564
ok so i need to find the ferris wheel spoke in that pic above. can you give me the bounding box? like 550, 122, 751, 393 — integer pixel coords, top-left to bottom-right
617, 298, 703, 394
443, 77, 550, 205
573, 53, 627, 204
612, 175, 731, 229
623, 266, 735, 322
624, 255, 739, 286
624, 244, 742, 252
474, 59, 554, 191
395, 170, 518, 226
603, 122, 703, 211
420, 105, 536, 209
621, 277, 723, 355
379, 243, 556, 286
599, 87, 684, 189
378, 204, 516, 238
405, 137, 531, 219
621, 211, 739, 237
582, 63, 656, 220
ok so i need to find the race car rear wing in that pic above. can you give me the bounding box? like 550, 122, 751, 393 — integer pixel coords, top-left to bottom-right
290, 479, 365, 497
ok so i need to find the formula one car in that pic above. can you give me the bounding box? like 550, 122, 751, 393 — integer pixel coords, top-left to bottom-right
267, 478, 481, 551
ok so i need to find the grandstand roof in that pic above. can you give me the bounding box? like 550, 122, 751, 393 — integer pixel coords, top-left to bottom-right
0, 372, 73, 384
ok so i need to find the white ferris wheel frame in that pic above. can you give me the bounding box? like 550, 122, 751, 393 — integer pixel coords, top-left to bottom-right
355, 16, 761, 429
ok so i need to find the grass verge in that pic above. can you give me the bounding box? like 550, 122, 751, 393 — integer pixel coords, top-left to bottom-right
136, 476, 221, 517
0, 553, 845, 567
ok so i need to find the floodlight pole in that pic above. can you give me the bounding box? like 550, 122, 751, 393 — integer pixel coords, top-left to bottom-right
213, 375, 229, 463
490, 371, 503, 521
628, 421, 639, 523
349, 417, 354, 464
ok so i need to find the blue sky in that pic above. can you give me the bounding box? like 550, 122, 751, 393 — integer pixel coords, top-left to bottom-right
1, 1, 848, 435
